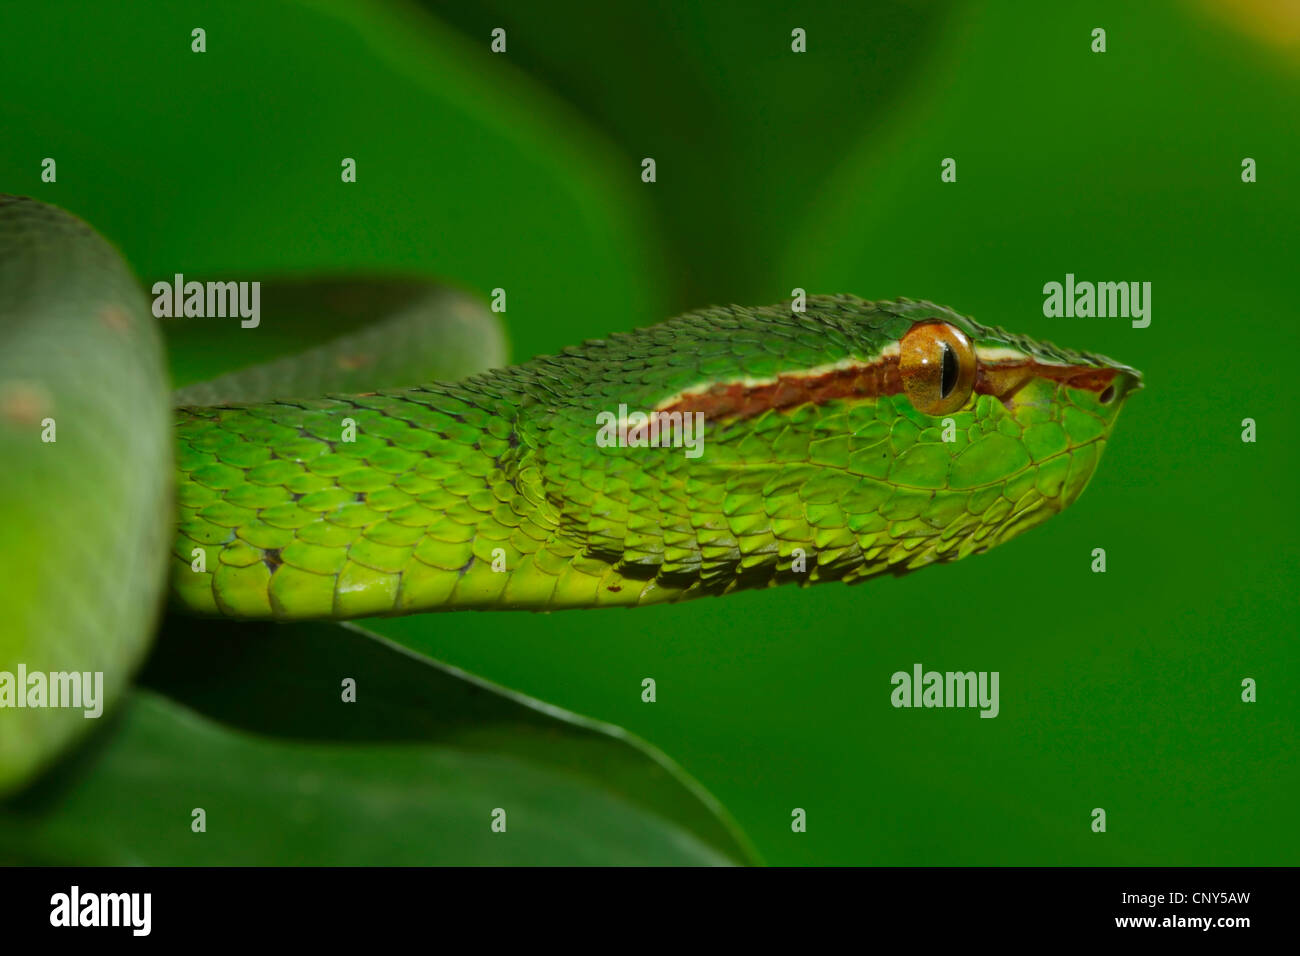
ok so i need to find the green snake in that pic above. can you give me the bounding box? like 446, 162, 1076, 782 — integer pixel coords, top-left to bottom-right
172, 289, 1141, 619
0, 197, 1140, 783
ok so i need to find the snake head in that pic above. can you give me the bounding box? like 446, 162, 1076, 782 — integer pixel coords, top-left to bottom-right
618, 295, 1143, 586
453, 293, 1147, 605
826, 296, 1143, 561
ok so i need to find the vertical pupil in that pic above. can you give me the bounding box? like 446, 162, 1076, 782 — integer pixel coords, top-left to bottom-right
939, 341, 958, 397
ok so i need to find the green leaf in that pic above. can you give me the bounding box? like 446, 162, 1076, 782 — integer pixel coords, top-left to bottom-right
0, 619, 757, 865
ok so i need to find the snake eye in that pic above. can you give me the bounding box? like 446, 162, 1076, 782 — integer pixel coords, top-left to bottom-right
899, 321, 977, 415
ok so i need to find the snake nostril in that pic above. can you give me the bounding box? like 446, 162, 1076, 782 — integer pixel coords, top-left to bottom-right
1099, 385, 1116, 405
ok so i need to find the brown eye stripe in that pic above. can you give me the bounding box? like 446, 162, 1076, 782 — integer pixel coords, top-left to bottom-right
975, 361, 1119, 398
656, 356, 1117, 420
656, 359, 903, 419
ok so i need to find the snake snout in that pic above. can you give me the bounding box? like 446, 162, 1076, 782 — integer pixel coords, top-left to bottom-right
1105, 367, 1143, 403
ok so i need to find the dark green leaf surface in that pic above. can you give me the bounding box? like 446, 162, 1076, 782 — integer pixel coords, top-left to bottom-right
0, 620, 754, 865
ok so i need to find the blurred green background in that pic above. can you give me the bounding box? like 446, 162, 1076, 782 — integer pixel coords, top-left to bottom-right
1, 0, 1296, 864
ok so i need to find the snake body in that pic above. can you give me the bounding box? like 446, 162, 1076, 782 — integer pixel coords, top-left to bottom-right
172, 297, 1141, 619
